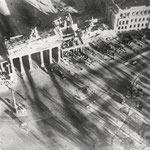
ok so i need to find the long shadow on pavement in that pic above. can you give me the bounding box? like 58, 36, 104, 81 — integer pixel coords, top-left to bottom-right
47, 70, 110, 149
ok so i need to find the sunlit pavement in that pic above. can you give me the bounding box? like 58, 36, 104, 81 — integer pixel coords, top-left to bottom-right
0, 41, 150, 149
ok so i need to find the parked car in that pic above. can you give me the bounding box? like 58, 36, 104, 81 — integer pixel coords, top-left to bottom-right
58, 71, 66, 80
132, 100, 143, 111
130, 60, 138, 65
19, 122, 29, 131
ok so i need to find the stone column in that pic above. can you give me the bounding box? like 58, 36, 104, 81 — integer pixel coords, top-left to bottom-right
49, 49, 53, 64
9, 59, 15, 73
6, 63, 11, 74
12, 90, 17, 114
28, 54, 33, 70
58, 46, 61, 62
19, 57, 24, 73
0, 63, 4, 72
40, 51, 45, 68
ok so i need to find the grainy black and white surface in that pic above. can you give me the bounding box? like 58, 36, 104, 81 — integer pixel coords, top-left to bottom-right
0, 0, 150, 150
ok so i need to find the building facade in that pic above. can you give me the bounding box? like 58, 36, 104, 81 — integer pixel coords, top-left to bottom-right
0, 14, 84, 76
106, 0, 150, 32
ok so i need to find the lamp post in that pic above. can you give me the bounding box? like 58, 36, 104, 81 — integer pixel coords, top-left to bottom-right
5, 82, 18, 114
11, 89, 18, 114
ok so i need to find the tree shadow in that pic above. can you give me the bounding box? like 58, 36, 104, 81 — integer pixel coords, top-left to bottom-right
46, 69, 110, 149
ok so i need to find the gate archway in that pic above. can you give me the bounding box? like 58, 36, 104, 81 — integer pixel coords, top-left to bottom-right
13, 57, 21, 72
52, 47, 59, 62
22, 55, 30, 71
31, 52, 41, 66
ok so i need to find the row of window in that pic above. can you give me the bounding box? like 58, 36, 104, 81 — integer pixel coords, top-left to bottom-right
129, 23, 148, 28
132, 10, 150, 16
118, 23, 148, 30
131, 17, 149, 22
120, 12, 130, 18
120, 9, 150, 18
118, 26, 127, 30
119, 20, 128, 25
119, 17, 149, 25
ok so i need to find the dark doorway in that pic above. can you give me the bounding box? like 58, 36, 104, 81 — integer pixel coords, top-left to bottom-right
13, 57, 21, 72
31, 52, 41, 66
43, 50, 50, 67
52, 47, 59, 62
22, 55, 30, 70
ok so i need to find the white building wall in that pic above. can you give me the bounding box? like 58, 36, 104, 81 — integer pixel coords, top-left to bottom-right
112, 6, 150, 32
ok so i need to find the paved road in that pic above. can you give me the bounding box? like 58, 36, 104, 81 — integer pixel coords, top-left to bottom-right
0, 44, 150, 150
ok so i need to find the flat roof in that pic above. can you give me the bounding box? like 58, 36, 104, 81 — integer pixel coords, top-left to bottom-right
8, 35, 61, 58
61, 27, 74, 36
114, 0, 150, 9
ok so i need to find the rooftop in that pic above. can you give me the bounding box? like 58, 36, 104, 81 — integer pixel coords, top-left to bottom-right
114, 0, 150, 9
61, 27, 74, 38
